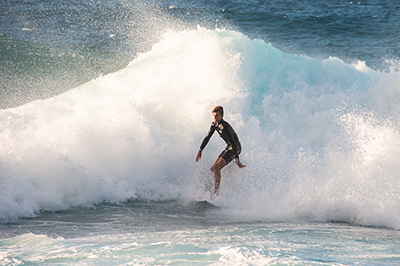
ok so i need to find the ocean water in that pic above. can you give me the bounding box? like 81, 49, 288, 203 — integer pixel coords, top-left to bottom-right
1, 0, 400, 265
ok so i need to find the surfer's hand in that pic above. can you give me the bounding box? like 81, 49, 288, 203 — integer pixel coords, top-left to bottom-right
236, 160, 246, 168
196, 151, 202, 162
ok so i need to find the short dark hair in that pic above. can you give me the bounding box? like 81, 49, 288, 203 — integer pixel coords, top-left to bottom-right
212, 106, 224, 116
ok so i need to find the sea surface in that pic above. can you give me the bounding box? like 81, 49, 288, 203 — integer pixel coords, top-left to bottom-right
1, 0, 400, 265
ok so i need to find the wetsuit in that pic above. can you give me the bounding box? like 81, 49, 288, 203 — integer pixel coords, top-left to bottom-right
199, 119, 242, 164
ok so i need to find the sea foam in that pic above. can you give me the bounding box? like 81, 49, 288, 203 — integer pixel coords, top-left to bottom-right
1, 28, 400, 228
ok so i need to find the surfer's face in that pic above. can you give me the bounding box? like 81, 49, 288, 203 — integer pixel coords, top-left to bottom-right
212, 112, 223, 123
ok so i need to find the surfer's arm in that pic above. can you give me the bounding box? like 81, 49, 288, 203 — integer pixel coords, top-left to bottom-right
199, 124, 216, 151
196, 123, 216, 162
224, 124, 244, 167
222, 122, 240, 155
224, 124, 245, 168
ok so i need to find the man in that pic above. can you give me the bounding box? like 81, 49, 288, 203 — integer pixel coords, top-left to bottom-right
196, 106, 246, 195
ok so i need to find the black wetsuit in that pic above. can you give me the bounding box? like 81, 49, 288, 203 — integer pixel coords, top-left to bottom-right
199, 119, 242, 164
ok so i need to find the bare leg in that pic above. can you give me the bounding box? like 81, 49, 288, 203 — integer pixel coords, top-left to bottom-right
210, 157, 227, 195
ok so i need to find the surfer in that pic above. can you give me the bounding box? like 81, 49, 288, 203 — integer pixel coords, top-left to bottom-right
196, 106, 246, 195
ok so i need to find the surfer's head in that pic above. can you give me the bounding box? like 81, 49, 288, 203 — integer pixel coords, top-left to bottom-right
212, 106, 224, 116
212, 106, 223, 123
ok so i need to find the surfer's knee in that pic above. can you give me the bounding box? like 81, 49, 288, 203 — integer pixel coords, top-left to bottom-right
210, 165, 218, 173
210, 163, 222, 173
211, 158, 226, 171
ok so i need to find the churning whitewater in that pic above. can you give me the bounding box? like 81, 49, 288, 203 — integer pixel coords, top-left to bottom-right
1, 28, 400, 229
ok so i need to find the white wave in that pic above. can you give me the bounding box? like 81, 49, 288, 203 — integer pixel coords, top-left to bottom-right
1, 27, 400, 228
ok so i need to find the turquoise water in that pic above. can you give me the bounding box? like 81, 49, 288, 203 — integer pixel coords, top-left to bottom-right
2, 202, 400, 265
1, 0, 400, 265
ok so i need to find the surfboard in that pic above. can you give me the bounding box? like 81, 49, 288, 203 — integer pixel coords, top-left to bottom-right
192, 199, 218, 210
196, 199, 216, 206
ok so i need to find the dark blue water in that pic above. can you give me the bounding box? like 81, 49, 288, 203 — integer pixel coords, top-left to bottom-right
1, 0, 399, 109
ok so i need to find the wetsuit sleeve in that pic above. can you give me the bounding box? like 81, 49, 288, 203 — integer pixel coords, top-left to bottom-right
230, 135, 240, 159
199, 123, 216, 152
225, 123, 241, 160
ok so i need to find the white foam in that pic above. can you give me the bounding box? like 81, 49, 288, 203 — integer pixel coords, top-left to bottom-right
1, 28, 400, 228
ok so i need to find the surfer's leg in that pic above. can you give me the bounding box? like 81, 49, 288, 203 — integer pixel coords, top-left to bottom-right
210, 157, 227, 195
